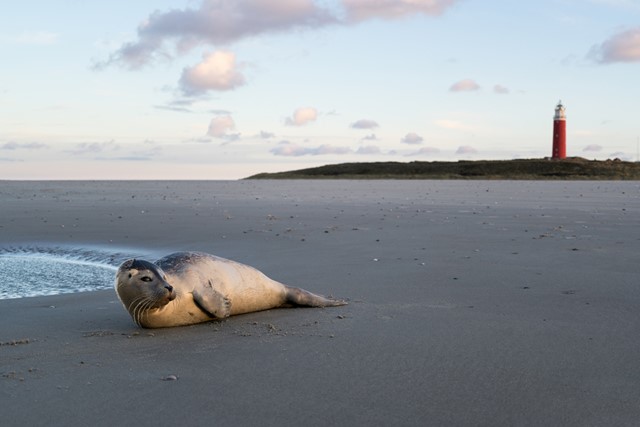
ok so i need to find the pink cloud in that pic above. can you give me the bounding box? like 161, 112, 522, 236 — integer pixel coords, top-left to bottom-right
180, 51, 245, 95
207, 115, 239, 140
285, 107, 318, 126
449, 79, 480, 92
590, 27, 640, 63
270, 141, 306, 156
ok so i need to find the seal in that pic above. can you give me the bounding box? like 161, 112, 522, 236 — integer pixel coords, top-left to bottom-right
115, 251, 347, 328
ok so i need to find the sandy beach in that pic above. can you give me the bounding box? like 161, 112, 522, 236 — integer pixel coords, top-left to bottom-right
1, 180, 639, 426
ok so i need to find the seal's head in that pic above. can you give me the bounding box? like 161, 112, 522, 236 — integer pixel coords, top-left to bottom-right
115, 259, 176, 325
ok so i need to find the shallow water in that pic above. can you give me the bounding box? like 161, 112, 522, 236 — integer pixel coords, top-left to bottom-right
0, 247, 137, 299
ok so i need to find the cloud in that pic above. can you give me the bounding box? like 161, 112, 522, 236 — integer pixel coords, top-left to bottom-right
259, 131, 275, 139
179, 51, 246, 95
270, 141, 305, 156
101, 0, 461, 70
103, 0, 337, 69
356, 145, 381, 154
107, 144, 163, 162
155, 104, 193, 113
409, 147, 440, 156
285, 107, 318, 126
0, 142, 18, 150
68, 140, 119, 155
434, 119, 467, 130
583, 144, 603, 152
342, 0, 459, 22
590, 27, 640, 63
207, 115, 239, 139
493, 84, 510, 94
456, 145, 478, 155
449, 79, 480, 92
154, 97, 214, 113
401, 132, 424, 144
271, 141, 351, 156
362, 133, 378, 141
1, 142, 48, 150
350, 119, 379, 129
187, 137, 214, 143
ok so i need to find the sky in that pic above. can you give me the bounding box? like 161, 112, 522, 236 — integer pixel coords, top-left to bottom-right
1, 0, 639, 179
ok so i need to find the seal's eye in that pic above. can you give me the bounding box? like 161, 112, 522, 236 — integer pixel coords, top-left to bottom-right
140, 276, 153, 282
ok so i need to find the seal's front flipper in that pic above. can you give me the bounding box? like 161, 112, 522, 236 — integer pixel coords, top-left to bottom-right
192, 281, 231, 318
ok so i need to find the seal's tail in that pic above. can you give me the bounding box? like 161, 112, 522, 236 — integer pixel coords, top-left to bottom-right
284, 286, 348, 307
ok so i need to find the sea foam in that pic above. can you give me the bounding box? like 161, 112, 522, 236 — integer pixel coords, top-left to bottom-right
0, 246, 140, 299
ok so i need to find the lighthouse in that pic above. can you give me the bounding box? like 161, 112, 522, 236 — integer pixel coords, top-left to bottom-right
552, 100, 566, 159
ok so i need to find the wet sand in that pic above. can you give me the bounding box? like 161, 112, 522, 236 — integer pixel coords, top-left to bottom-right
1, 180, 639, 426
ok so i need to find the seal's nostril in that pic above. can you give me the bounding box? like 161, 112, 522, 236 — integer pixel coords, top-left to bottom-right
165, 285, 173, 292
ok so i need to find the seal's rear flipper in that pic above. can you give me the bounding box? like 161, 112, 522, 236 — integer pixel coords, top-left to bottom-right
284, 286, 347, 307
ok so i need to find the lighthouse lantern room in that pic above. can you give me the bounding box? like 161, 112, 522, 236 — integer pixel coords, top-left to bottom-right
552, 100, 566, 159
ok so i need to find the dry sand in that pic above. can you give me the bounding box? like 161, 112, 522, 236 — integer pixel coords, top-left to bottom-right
1, 180, 639, 426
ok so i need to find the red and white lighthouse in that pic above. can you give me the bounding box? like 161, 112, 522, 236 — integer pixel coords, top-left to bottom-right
552, 100, 566, 159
